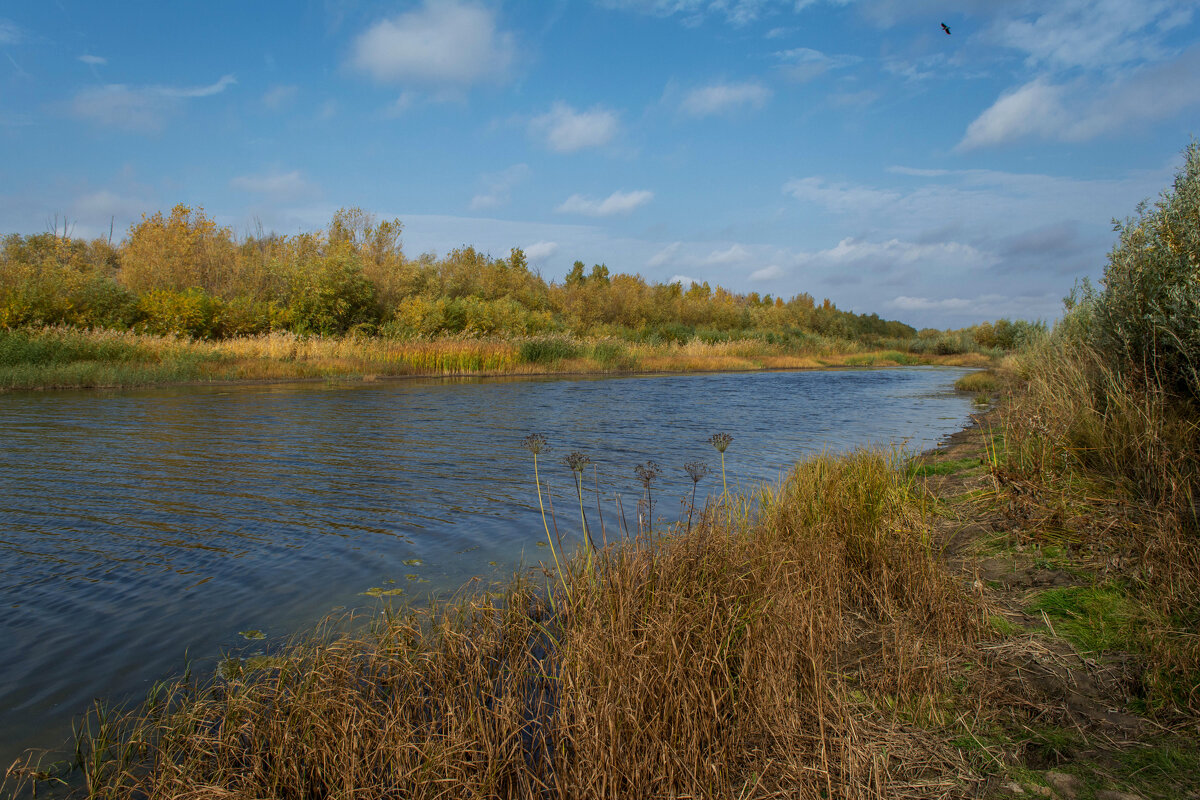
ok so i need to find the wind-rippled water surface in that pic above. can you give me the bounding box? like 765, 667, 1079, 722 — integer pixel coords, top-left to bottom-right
0, 367, 977, 764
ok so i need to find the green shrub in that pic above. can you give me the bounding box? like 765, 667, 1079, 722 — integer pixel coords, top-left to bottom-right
138, 288, 224, 338
288, 252, 380, 336
1091, 140, 1200, 402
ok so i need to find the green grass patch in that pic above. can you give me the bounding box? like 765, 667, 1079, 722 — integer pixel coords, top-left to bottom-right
1028, 583, 1138, 653
989, 614, 1023, 637
955, 370, 999, 393
909, 457, 982, 477
0, 359, 205, 390
1115, 739, 1200, 797
0, 328, 148, 367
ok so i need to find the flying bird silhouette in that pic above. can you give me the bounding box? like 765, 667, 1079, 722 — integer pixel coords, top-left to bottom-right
941, 22, 951, 35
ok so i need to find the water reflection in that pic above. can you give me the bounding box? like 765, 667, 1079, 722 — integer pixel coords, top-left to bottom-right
0, 367, 975, 764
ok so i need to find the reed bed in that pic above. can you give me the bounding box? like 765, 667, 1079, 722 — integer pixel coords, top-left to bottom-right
0, 327, 986, 391
5, 450, 985, 800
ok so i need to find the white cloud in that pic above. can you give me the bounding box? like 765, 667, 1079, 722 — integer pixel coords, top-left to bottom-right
888, 295, 976, 311
703, 243, 752, 265
647, 242, 682, 267
262, 84, 298, 111
813, 237, 995, 270
556, 189, 653, 217
774, 47, 859, 82
669, 273, 701, 286
785, 164, 1169, 254
959, 48, 1200, 149
470, 163, 530, 210
987, 0, 1186, 71
523, 241, 559, 261
78, 54, 107, 66
530, 103, 620, 152
680, 81, 771, 116
783, 177, 899, 212
230, 170, 317, 199
157, 75, 236, 99
349, 1, 515, 85
595, 0, 848, 26
750, 265, 784, 280
385, 91, 418, 117
68, 75, 236, 133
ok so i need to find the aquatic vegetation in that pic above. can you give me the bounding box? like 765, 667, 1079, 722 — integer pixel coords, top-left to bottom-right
237, 630, 265, 641
362, 586, 405, 598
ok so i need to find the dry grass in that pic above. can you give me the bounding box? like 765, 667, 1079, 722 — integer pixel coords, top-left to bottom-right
5, 451, 986, 800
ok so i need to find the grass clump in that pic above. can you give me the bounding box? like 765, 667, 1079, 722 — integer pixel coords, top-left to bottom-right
518, 336, 580, 365
1028, 584, 1139, 653
954, 370, 1000, 393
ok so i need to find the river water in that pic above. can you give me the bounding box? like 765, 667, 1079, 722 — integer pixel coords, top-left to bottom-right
0, 367, 977, 766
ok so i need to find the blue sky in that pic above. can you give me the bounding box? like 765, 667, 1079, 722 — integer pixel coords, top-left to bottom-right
2, 0, 1198, 328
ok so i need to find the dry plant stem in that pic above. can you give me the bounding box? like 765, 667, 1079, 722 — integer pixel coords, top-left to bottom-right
593, 465, 607, 548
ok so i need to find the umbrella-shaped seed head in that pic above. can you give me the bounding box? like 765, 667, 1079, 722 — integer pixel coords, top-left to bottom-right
522, 433, 548, 455
684, 461, 709, 484
707, 432, 733, 453
565, 451, 591, 474
634, 460, 662, 487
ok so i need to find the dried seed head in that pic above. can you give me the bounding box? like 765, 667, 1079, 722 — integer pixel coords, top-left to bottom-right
708, 432, 733, 453
522, 433, 548, 455
634, 460, 661, 487
564, 451, 591, 474
684, 461, 709, 483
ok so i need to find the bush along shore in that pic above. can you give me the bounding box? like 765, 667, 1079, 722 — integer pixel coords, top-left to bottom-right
5, 144, 1199, 797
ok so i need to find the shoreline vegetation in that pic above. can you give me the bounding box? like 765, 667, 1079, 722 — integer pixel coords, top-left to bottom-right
2, 203, 1036, 392
0, 325, 995, 392
4, 144, 1198, 797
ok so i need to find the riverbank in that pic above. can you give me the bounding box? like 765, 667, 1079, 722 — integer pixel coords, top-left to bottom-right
0, 326, 993, 392
6, 377, 1196, 798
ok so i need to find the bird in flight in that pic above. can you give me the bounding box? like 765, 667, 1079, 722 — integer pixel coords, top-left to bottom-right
941, 22, 951, 34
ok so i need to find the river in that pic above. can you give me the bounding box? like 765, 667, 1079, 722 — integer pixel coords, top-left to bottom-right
0, 366, 978, 766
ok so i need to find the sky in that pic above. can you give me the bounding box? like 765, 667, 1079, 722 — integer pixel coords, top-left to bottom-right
1, 1, 1199, 329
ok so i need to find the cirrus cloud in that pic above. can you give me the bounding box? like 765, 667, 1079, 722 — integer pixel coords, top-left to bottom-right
68, 74, 236, 133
